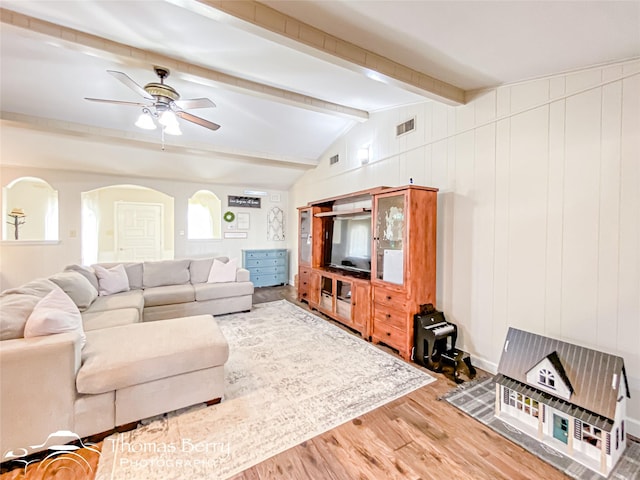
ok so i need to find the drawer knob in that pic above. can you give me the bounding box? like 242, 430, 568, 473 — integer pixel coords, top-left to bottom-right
386, 295, 392, 300
386, 313, 391, 318
386, 332, 391, 336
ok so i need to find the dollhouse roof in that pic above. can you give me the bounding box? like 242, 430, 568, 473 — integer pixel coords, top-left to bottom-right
496, 328, 629, 429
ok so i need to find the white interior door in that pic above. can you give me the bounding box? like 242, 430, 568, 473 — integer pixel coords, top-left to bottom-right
115, 202, 163, 261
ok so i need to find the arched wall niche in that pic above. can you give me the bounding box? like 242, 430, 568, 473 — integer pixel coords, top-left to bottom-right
2, 177, 58, 242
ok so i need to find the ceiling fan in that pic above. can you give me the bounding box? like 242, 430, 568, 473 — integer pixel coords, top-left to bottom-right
85, 67, 220, 134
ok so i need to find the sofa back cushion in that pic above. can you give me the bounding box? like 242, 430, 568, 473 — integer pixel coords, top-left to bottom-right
49, 271, 98, 311
2, 278, 57, 298
94, 264, 130, 296
189, 257, 229, 284
24, 286, 86, 348
143, 259, 190, 288
64, 264, 99, 291
93, 263, 143, 290
0, 293, 41, 340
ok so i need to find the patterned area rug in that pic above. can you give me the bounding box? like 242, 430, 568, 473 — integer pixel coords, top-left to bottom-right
441, 376, 640, 480
95, 300, 435, 479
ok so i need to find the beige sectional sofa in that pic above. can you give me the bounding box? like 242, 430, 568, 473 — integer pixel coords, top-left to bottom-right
0, 257, 253, 459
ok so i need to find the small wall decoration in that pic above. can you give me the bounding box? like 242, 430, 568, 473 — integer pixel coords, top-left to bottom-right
224, 231, 247, 239
228, 196, 261, 208
267, 206, 284, 241
223, 211, 235, 223
236, 212, 250, 230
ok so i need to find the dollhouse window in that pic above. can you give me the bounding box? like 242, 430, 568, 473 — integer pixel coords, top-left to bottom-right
581, 422, 602, 448
538, 368, 556, 388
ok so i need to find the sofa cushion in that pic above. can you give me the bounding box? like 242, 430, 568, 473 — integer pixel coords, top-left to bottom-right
82, 308, 140, 332
84, 290, 144, 315
194, 281, 254, 302
64, 265, 99, 291
2, 278, 57, 298
49, 271, 98, 311
24, 286, 86, 348
143, 260, 190, 288
77, 315, 229, 394
189, 257, 228, 284
143, 285, 195, 307
94, 263, 143, 290
0, 293, 41, 340
207, 258, 238, 283
94, 265, 130, 296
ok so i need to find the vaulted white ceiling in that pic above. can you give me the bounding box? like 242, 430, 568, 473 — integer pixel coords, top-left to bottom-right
1, 0, 638, 189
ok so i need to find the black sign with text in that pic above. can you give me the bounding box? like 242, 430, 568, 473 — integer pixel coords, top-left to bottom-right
228, 196, 261, 208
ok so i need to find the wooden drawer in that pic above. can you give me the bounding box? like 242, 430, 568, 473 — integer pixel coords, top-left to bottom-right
299, 267, 311, 276
245, 257, 286, 268
373, 286, 408, 310
244, 250, 287, 260
372, 322, 405, 350
373, 306, 407, 331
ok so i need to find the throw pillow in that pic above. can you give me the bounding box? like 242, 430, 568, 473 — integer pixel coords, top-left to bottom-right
93, 264, 130, 296
207, 258, 238, 283
24, 286, 86, 348
50, 271, 99, 311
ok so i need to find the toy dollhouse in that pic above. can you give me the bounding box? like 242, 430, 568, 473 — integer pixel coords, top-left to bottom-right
495, 327, 629, 477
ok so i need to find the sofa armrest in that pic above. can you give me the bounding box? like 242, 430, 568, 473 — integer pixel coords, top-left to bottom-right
0, 332, 82, 457
236, 268, 250, 283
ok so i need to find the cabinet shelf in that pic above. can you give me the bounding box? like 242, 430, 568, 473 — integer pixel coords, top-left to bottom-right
314, 207, 371, 217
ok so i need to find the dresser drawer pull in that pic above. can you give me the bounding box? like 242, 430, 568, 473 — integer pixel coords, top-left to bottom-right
386, 314, 391, 319
386, 332, 391, 336
386, 295, 392, 300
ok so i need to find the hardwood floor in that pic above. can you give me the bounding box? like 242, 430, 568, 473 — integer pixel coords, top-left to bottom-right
1, 286, 571, 479
240, 286, 571, 480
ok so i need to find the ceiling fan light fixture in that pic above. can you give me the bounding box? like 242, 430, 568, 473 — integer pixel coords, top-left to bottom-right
163, 123, 182, 136
159, 110, 179, 128
135, 109, 156, 130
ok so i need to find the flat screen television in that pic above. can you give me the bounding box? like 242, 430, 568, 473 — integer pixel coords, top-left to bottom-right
328, 214, 372, 275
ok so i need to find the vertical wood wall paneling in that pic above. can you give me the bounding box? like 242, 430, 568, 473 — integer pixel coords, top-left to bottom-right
562, 83, 602, 346
545, 97, 566, 340
473, 123, 497, 356
451, 130, 474, 344
598, 69, 623, 352
617, 71, 640, 366
493, 116, 511, 354
507, 104, 550, 335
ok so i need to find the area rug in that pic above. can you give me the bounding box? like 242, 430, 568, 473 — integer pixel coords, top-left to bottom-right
441, 376, 640, 480
95, 300, 435, 479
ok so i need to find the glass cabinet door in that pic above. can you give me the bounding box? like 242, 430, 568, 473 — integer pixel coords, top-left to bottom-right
336, 279, 352, 319
299, 208, 312, 265
374, 193, 405, 284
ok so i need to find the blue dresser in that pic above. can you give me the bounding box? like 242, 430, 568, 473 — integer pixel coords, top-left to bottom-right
242, 249, 289, 287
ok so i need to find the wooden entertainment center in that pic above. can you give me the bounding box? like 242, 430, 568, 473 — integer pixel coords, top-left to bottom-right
297, 185, 438, 360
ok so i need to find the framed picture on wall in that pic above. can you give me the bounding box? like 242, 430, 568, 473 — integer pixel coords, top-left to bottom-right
237, 212, 250, 230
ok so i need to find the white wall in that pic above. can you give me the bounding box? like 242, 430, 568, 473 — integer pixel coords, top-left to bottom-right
289, 59, 640, 433
0, 166, 289, 289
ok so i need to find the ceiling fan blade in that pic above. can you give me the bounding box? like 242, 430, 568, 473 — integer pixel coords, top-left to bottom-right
85, 97, 147, 107
107, 70, 154, 100
173, 98, 216, 110
175, 111, 221, 131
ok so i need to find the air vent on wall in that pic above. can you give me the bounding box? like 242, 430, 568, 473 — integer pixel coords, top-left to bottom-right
329, 154, 339, 165
396, 118, 415, 137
